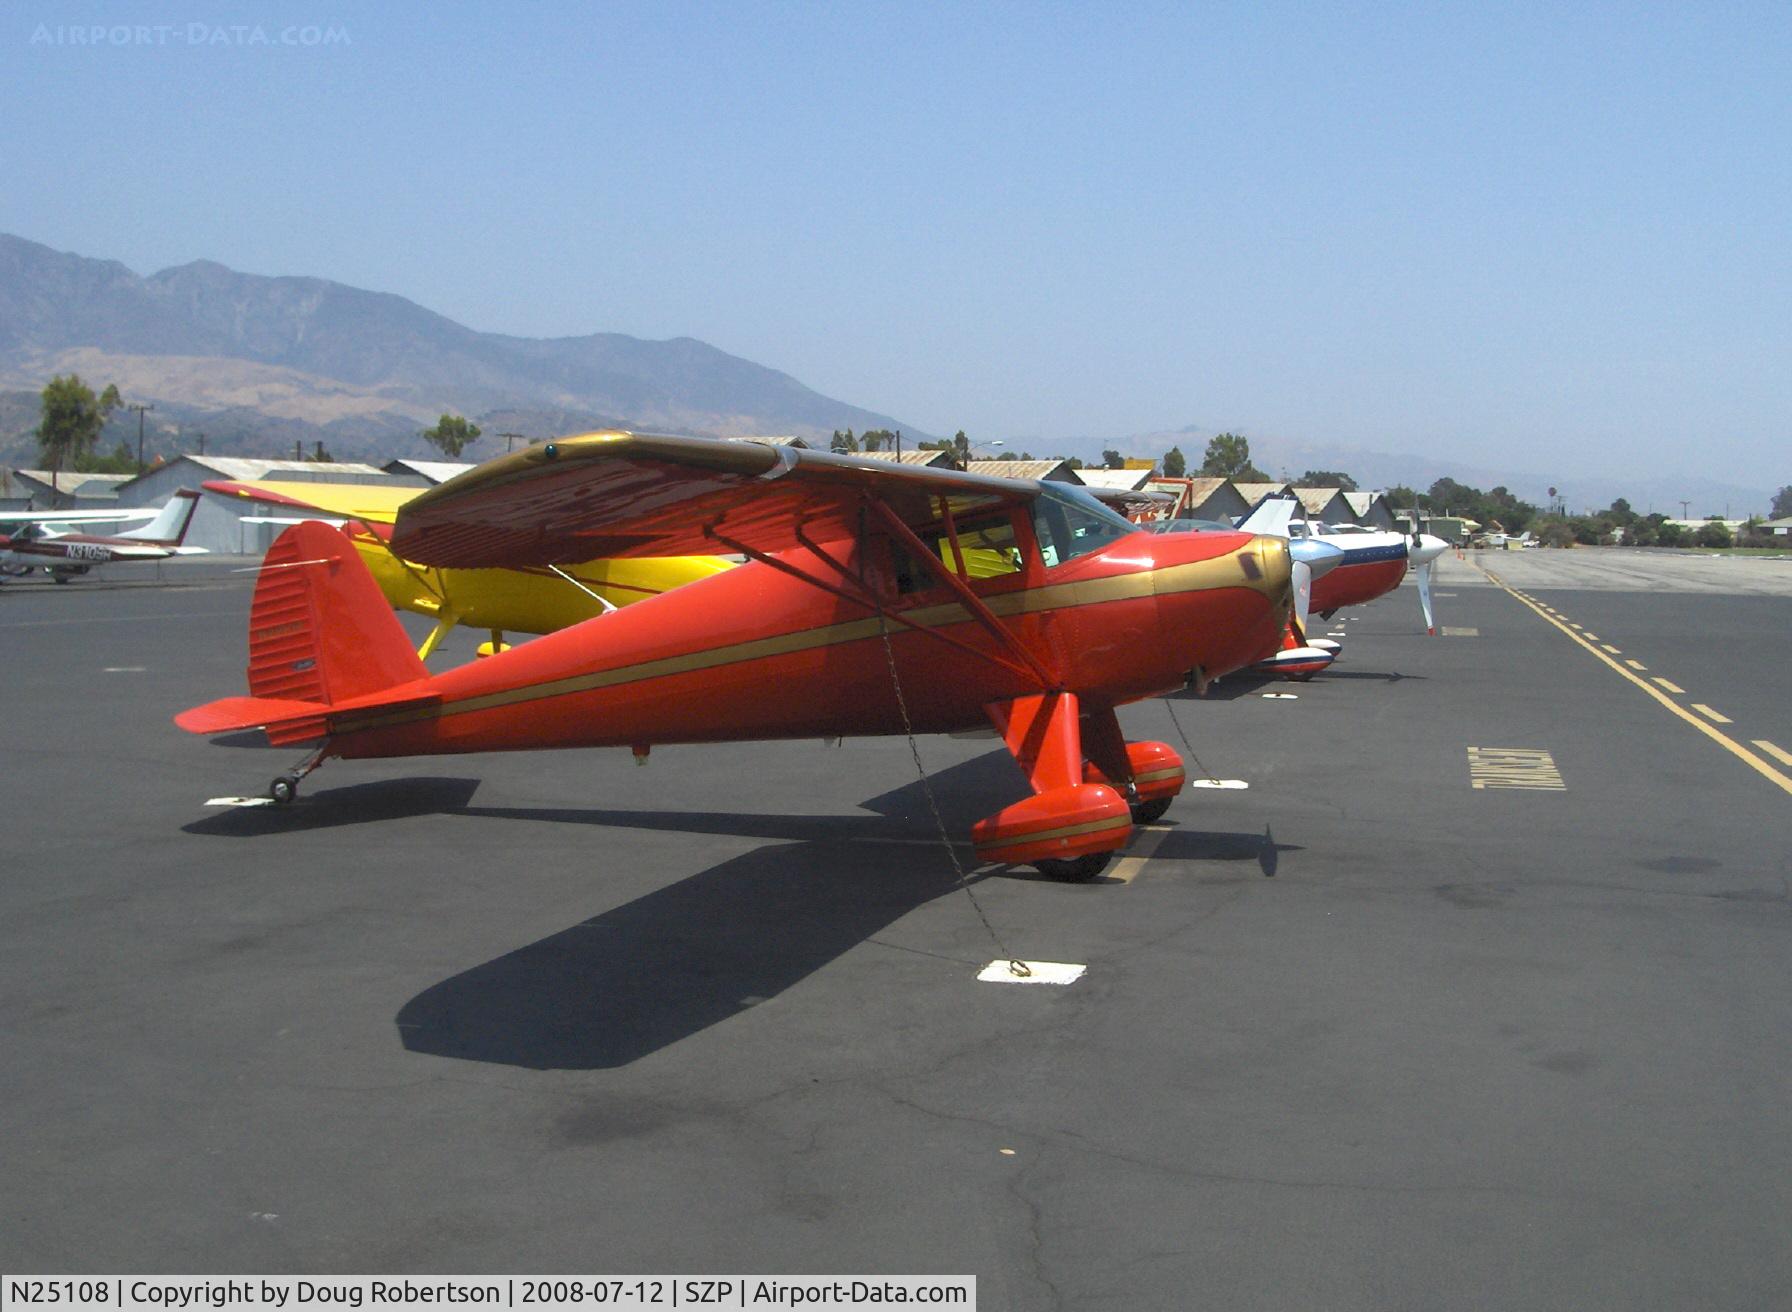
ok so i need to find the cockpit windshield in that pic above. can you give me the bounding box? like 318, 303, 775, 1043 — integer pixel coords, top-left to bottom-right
1031, 483, 1138, 566
1146, 518, 1236, 534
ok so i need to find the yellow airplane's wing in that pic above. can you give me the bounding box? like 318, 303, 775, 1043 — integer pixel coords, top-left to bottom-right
203, 476, 736, 658
203, 479, 421, 524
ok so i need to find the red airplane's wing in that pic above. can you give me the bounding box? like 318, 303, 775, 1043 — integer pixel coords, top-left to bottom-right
390, 432, 1039, 567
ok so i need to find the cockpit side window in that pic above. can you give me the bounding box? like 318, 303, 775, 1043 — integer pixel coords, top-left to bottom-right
1031, 484, 1137, 566
887, 509, 1028, 594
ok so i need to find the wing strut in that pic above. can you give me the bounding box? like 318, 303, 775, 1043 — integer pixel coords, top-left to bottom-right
706, 522, 1050, 689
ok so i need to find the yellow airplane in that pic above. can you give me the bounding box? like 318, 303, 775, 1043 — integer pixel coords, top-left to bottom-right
204, 478, 734, 657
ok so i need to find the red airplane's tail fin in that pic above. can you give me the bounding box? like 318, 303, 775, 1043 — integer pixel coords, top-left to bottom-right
176, 521, 431, 744
246, 520, 426, 702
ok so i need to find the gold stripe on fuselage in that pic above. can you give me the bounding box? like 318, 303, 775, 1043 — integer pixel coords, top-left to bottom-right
330, 542, 1288, 736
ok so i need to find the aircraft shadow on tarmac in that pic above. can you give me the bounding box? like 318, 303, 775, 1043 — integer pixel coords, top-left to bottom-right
178, 753, 1292, 1069
383, 751, 1296, 1071
1172, 667, 1423, 701
181, 776, 486, 835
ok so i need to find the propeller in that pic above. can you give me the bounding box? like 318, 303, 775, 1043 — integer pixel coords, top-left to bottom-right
1407, 513, 1445, 636
1292, 557, 1313, 635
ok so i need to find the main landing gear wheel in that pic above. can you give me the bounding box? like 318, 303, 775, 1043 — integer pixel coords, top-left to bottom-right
1130, 796, 1173, 824
269, 775, 300, 805
1033, 852, 1113, 882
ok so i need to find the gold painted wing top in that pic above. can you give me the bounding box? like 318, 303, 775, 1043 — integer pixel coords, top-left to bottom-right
390, 431, 1041, 567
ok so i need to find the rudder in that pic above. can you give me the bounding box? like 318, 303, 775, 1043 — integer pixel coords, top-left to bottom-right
248, 520, 428, 704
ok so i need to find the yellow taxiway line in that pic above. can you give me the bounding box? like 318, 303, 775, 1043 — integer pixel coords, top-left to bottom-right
1110, 823, 1174, 884
1482, 568, 1792, 798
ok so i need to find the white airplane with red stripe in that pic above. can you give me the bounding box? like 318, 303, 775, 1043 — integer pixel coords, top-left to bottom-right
1, 490, 205, 581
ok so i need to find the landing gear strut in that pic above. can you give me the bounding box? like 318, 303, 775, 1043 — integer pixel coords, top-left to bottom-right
268, 744, 330, 804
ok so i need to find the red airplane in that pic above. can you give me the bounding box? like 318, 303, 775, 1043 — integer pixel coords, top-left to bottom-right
2, 489, 204, 581
178, 434, 1293, 880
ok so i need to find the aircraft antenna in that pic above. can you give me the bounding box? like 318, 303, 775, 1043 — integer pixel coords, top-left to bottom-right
873, 608, 1029, 977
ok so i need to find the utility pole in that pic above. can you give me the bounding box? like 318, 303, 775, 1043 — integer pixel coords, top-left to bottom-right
195, 432, 206, 455
1679, 500, 1691, 520
127, 402, 154, 472
498, 431, 526, 453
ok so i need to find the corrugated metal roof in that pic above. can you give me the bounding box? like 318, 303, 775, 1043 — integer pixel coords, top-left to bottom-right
1176, 477, 1234, 501
107, 454, 392, 496
727, 434, 809, 447
964, 459, 1075, 481
1075, 468, 1156, 491
1342, 492, 1375, 515
1231, 482, 1289, 502
12, 470, 130, 495
1293, 487, 1346, 514
178, 455, 388, 479
852, 449, 955, 466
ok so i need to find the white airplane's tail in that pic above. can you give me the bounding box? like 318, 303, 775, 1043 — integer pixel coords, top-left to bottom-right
1235, 495, 1301, 537
118, 490, 202, 548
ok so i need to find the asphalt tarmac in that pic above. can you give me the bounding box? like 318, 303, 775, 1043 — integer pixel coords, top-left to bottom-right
3, 549, 1789, 1308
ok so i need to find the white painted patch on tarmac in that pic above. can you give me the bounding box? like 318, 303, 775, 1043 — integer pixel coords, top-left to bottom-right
1262, 692, 1299, 699
206, 796, 278, 808
1441, 626, 1480, 636
979, 960, 1086, 986
1188, 778, 1249, 790
103, 666, 147, 673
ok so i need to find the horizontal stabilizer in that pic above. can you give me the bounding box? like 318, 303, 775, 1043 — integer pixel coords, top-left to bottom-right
176, 695, 330, 738
176, 688, 441, 744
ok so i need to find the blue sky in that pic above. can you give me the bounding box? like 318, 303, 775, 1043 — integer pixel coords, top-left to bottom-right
3, 1, 1787, 490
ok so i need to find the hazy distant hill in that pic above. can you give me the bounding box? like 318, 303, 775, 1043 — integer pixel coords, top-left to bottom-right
0, 233, 927, 464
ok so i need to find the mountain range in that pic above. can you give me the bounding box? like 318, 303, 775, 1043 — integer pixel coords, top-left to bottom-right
1, 233, 1773, 516
0, 232, 925, 465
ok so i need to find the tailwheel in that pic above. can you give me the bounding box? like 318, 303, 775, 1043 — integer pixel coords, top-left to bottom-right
1130, 796, 1173, 825
1033, 852, 1113, 882
269, 775, 300, 805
